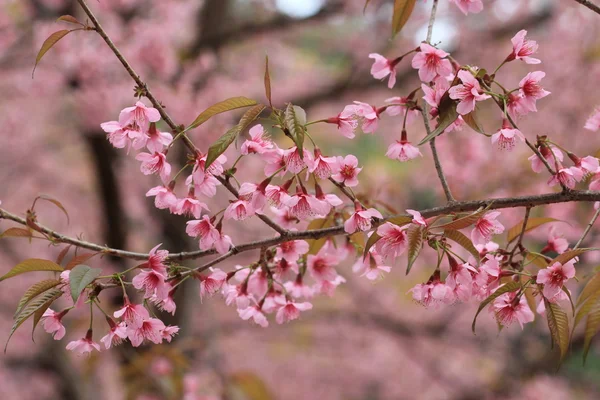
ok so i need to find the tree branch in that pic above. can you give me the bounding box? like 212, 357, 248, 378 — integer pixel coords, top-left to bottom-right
573, 0, 600, 15
574, 205, 600, 249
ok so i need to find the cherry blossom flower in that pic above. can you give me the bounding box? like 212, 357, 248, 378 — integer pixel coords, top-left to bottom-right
283, 190, 320, 220
508, 30, 540, 64
409, 279, 453, 308
114, 300, 150, 327
127, 318, 166, 347
186, 215, 220, 250
199, 268, 228, 299
276, 240, 309, 263
473, 256, 502, 300
265, 179, 293, 207
331, 155, 362, 187
262, 147, 287, 177
449, 0, 484, 15
135, 151, 171, 182
282, 146, 309, 174
224, 198, 255, 220
446, 257, 477, 302
328, 105, 360, 139
541, 226, 569, 254
223, 282, 252, 310
411, 43, 452, 82
518, 71, 550, 113
306, 148, 338, 179
528, 145, 563, 173
368, 53, 398, 88
344, 205, 383, 233
142, 244, 169, 274
146, 185, 177, 210
275, 299, 313, 324
146, 123, 173, 153
407, 209, 427, 226
214, 231, 233, 254
421, 79, 449, 117
284, 278, 314, 299
307, 241, 342, 282
448, 70, 491, 115
491, 125, 525, 151
353, 250, 391, 280
41, 309, 67, 340
100, 320, 127, 349
536, 261, 576, 299
386, 140, 422, 162
119, 101, 161, 133
238, 305, 269, 327
161, 325, 180, 343
375, 222, 408, 259
568, 154, 599, 181
313, 184, 343, 216
66, 331, 101, 355
150, 285, 177, 315
493, 292, 534, 329
352, 102, 381, 134
585, 107, 600, 131
548, 168, 577, 189
173, 194, 209, 219
241, 124, 273, 155
471, 211, 505, 245
132, 268, 168, 300
384, 96, 420, 124
100, 120, 145, 151
313, 275, 346, 297
239, 181, 268, 212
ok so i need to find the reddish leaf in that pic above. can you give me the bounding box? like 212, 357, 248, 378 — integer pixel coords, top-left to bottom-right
392, 0, 417, 37
65, 252, 98, 270
33, 30, 72, 77
0, 259, 63, 282
264, 55, 272, 108
36, 195, 69, 223
56, 15, 82, 25
0, 227, 33, 239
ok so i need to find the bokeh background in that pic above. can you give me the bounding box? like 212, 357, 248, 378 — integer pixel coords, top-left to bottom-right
1, 0, 600, 399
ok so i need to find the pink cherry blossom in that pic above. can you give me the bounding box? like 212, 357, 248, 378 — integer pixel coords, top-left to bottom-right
409, 279, 454, 308
238, 305, 268, 327
199, 268, 228, 299
352, 102, 380, 134
585, 107, 600, 131
40, 309, 67, 340
146, 123, 173, 153
328, 105, 360, 139
352, 250, 391, 280
146, 185, 177, 210
143, 244, 169, 274
518, 71, 550, 113
493, 292, 534, 329
173, 194, 209, 219
161, 325, 179, 343
276, 240, 309, 263
100, 120, 145, 151
241, 124, 273, 155
239, 182, 268, 212
150, 285, 177, 315
368, 53, 398, 88
508, 30, 541, 64
491, 125, 525, 151
386, 140, 422, 162
114, 300, 150, 327
421, 79, 450, 117
541, 226, 569, 254
448, 0, 484, 15
262, 147, 287, 177
471, 211, 504, 245
536, 261, 576, 299
283, 190, 324, 220
132, 268, 168, 299
449, 70, 491, 115
411, 43, 452, 82
100, 320, 127, 349
135, 151, 171, 182
119, 101, 161, 133
306, 148, 338, 179
307, 241, 341, 282
127, 318, 166, 347
331, 155, 362, 187
275, 299, 313, 324
313, 275, 346, 297
224, 198, 255, 220
384, 96, 420, 124
186, 215, 220, 250
569, 155, 599, 181
375, 223, 408, 259
284, 279, 314, 299
214, 231, 233, 254
66, 331, 101, 355
528, 145, 563, 173
282, 146, 309, 174
344, 206, 383, 234
548, 168, 577, 189
407, 209, 427, 226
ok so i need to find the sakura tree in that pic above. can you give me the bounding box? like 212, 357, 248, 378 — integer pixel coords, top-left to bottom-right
3, 0, 600, 398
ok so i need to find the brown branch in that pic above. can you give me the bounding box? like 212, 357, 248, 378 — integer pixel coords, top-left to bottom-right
574, 205, 600, 249
4, 191, 600, 263
573, 0, 600, 15
508, 206, 531, 265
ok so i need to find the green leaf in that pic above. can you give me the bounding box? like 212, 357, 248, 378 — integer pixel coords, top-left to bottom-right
418, 94, 458, 145
14, 279, 61, 318
35, 195, 69, 224
204, 104, 266, 170
524, 251, 549, 269
577, 272, 600, 308
0, 227, 33, 239
472, 281, 520, 333
544, 299, 570, 364
462, 110, 485, 134
65, 252, 98, 270
406, 225, 425, 275
264, 55, 272, 108
437, 208, 486, 231
392, 0, 417, 37
583, 303, 600, 364
575, 290, 600, 328
33, 30, 72, 77
506, 217, 561, 243
0, 259, 63, 282
187, 96, 257, 131
444, 229, 480, 265
69, 265, 102, 302
552, 248, 599, 267
56, 15, 82, 25
284, 104, 306, 158
5, 289, 62, 352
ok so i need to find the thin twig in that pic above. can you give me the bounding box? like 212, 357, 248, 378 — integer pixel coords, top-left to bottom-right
508, 206, 531, 264
574, 206, 600, 249
572, 0, 600, 15
4, 191, 600, 262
